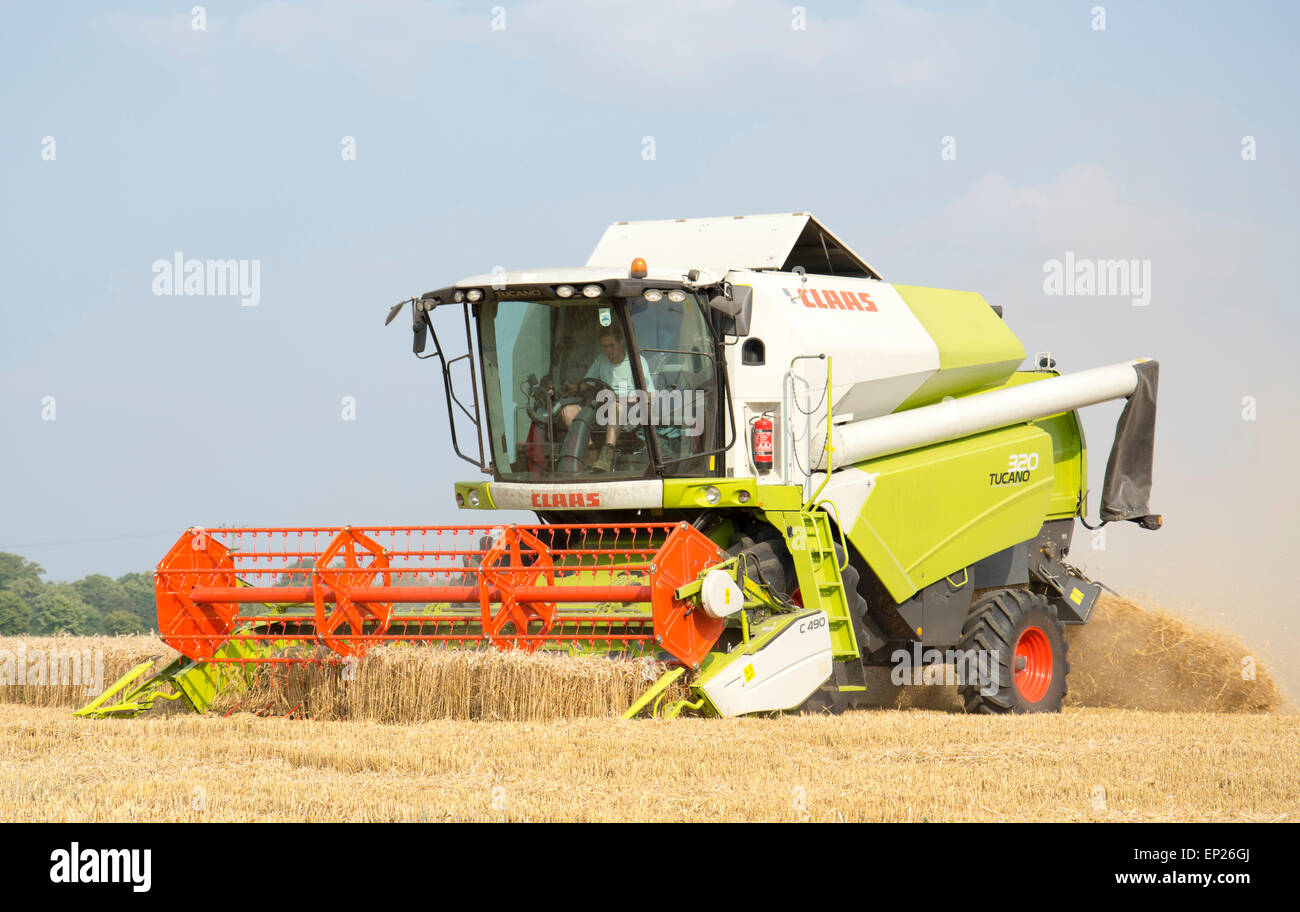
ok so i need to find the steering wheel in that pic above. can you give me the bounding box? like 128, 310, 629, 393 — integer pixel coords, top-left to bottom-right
573, 377, 614, 400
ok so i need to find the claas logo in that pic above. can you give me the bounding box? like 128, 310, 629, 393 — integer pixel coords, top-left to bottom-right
782, 287, 878, 312
531, 491, 600, 508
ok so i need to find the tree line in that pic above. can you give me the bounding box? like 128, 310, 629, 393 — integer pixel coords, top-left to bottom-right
0, 552, 155, 636
0, 552, 444, 637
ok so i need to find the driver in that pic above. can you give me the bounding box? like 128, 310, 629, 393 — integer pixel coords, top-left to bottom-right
560, 323, 654, 472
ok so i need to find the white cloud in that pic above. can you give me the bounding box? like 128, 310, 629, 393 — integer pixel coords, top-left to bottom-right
505, 0, 1031, 105
90, 10, 220, 55
89, 1, 1031, 102
883, 163, 1291, 310
88, 9, 222, 93
234, 1, 344, 68
233, 0, 482, 96
114, 0, 1030, 102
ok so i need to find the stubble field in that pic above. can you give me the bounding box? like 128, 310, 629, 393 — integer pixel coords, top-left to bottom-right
0, 596, 1292, 822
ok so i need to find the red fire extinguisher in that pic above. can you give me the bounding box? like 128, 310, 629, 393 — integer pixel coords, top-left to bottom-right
750, 414, 774, 473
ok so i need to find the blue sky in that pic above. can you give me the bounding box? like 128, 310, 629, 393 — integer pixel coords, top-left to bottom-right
3, 1, 1298, 689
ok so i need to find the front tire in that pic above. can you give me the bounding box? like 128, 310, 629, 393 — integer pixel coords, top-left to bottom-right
957, 589, 1069, 714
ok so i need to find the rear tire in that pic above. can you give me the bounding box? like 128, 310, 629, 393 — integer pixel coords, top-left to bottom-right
957, 588, 1068, 714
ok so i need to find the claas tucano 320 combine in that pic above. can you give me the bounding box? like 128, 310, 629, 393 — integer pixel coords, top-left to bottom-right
81, 214, 1161, 719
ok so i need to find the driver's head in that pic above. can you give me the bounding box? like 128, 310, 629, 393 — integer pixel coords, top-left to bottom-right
598, 325, 625, 363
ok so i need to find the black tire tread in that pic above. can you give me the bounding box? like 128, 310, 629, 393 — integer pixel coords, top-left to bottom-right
956, 588, 1069, 714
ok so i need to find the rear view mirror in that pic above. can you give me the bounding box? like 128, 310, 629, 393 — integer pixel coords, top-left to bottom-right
707, 284, 753, 336
413, 314, 428, 354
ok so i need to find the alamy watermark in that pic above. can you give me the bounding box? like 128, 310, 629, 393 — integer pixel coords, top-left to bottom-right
0, 643, 105, 695
890, 644, 1000, 696
1042, 252, 1150, 306
152, 252, 261, 307
49, 843, 151, 892
593, 389, 706, 437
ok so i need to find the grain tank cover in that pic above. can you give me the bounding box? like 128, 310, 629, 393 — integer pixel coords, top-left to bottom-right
889, 284, 1028, 409
731, 273, 1027, 421
587, 213, 882, 279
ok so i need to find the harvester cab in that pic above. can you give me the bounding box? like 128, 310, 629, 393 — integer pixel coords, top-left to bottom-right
91, 214, 1161, 720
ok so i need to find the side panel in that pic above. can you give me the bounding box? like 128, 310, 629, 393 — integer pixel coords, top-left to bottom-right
818, 423, 1055, 603
939, 368, 1088, 521
1032, 409, 1086, 519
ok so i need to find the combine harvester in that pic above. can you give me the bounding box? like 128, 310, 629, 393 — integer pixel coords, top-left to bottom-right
80, 214, 1161, 720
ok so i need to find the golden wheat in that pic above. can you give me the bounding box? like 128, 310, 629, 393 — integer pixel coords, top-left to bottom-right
0, 636, 177, 710
0, 595, 1284, 720
1, 597, 1293, 823
211, 647, 672, 722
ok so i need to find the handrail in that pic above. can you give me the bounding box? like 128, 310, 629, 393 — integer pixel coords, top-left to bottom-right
803, 355, 834, 511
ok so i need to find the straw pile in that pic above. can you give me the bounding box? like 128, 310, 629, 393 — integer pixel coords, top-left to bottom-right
889, 594, 1282, 713
1064, 595, 1280, 712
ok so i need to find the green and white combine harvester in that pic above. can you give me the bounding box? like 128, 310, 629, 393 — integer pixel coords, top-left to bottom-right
80, 214, 1161, 720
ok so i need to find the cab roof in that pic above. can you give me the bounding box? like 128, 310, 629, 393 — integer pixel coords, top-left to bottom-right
453, 265, 693, 288
586, 213, 881, 280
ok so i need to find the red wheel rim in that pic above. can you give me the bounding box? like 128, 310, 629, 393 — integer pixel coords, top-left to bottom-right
1014, 626, 1053, 702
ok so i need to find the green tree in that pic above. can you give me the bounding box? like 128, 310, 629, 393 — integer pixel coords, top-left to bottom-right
81, 605, 104, 635
33, 590, 90, 635
0, 553, 44, 591
0, 591, 32, 635
3, 576, 44, 605
41, 581, 101, 633
276, 558, 315, 587
73, 573, 134, 616
102, 610, 146, 635
116, 572, 156, 628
